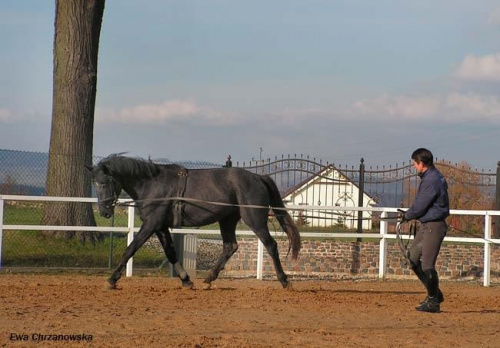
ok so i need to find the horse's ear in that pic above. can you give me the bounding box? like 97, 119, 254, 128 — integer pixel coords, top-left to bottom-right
101, 165, 110, 175
84, 165, 93, 173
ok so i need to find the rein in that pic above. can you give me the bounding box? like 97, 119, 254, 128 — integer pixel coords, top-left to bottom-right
395, 220, 415, 266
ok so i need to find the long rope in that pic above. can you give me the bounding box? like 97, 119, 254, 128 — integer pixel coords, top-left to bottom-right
113, 197, 500, 244
447, 225, 500, 244
115, 196, 290, 211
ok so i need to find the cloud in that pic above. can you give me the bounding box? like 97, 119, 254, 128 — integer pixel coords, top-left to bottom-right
349, 93, 500, 122
487, 7, 500, 26
0, 108, 44, 123
453, 53, 500, 81
0, 108, 14, 122
96, 99, 236, 126
351, 94, 439, 120
265, 107, 329, 129
444, 93, 500, 119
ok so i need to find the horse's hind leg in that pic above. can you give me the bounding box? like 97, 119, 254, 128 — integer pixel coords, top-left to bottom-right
242, 209, 290, 288
258, 231, 290, 289
156, 229, 193, 288
203, 216, 239, 288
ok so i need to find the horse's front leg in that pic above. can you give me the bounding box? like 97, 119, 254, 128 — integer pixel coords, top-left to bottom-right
156, 229, 194, 289
203, 217, 239, 289
108, 224, 155, 289
203, 241, 238, 289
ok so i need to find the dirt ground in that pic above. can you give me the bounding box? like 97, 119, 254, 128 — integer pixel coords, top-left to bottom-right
0, 274, 499, 347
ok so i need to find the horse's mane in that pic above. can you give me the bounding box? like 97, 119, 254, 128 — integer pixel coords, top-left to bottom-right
98, 154, 161, 178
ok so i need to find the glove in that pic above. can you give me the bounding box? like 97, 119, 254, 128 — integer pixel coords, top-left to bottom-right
398, 211, 407, 223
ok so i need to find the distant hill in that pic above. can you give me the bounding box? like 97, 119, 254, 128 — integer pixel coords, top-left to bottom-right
0, 150, 48, 193
0, 149, 222, 196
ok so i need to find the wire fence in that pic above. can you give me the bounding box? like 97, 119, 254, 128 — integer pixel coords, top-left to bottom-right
0, 149, 222, 196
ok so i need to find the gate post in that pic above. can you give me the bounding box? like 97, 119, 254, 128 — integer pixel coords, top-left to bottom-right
357, 158, 365, 240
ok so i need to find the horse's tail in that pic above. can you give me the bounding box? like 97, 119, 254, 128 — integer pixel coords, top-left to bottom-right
261, 176, 301, 261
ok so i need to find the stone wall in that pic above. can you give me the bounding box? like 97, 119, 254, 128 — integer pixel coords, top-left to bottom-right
222, 237, 500, 283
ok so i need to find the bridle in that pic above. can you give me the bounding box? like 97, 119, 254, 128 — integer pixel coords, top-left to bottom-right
95, 175, 119, 209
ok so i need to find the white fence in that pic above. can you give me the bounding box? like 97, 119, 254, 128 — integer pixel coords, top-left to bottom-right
1, 195, 499, 286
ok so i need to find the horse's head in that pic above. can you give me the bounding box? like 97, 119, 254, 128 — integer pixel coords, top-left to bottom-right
85, 164, 122, 219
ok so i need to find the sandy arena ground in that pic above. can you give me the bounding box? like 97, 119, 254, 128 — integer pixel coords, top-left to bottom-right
0, 274, 499, 347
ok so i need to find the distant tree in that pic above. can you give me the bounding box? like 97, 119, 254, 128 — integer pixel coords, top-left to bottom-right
0, 175, 18, 195
42, 0, 106, 243
295, 211, 310, 227
436, 160, 489, 236
401, 160, 493, 236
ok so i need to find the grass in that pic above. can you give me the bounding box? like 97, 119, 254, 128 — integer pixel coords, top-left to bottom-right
1, 203, 163, 269
2, 230, 165, 269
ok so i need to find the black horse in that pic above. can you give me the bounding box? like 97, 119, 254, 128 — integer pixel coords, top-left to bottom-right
86, 155, 301, 289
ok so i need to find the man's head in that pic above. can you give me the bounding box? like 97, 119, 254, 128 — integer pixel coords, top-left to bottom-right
411, 148, 434, 174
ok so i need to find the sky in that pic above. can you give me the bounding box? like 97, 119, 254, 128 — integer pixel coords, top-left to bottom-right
1, 1, 500, 170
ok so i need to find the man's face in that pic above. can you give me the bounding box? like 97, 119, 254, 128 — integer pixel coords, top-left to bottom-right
412, 160, 425, 173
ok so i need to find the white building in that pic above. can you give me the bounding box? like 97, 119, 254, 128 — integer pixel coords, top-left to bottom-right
282, 165, 375, 229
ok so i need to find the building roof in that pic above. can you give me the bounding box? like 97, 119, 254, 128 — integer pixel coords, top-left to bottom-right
282, 164, 374, 201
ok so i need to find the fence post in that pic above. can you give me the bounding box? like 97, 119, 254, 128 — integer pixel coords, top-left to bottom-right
125, 205, 135, 277
483, 213, 491, 287
256, 239, 264, 280
357, 158, 365, 240
378, 211, 388, 280
108, 215, 114, 269
495, 161, 500, 238
0, 197, 4, 269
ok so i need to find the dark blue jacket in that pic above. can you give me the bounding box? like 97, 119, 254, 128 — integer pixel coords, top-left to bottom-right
405, 166, 450, 223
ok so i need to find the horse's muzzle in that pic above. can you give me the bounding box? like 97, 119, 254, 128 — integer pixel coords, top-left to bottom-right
99, 208, 114, 219
102, 212, 113, 219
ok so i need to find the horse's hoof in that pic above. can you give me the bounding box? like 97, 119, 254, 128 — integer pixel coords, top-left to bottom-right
202, 282, 212, 290
182, 281, 194, 290
107, 279, 117, 290
283, 282, 293, 291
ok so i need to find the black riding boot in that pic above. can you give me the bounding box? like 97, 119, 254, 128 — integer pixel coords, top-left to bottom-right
411, 263, 444, 304
416, 269, 441, 313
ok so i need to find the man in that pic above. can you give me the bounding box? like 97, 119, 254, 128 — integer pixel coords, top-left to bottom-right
402, 148, 449, 313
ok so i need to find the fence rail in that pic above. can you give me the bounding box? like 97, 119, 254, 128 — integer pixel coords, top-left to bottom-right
1, 194, 499, 286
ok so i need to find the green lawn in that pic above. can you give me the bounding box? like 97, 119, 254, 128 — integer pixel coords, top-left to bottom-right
1, 203, 162, 269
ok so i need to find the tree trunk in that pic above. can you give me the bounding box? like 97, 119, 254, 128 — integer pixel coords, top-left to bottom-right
42, 0, 106, 244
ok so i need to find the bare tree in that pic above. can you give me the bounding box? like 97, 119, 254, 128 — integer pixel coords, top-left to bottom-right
42, 0, 106, 243
436, 160, 488, 236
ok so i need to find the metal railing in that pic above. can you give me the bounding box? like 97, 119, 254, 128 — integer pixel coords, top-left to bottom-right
1, 194, 499, 286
